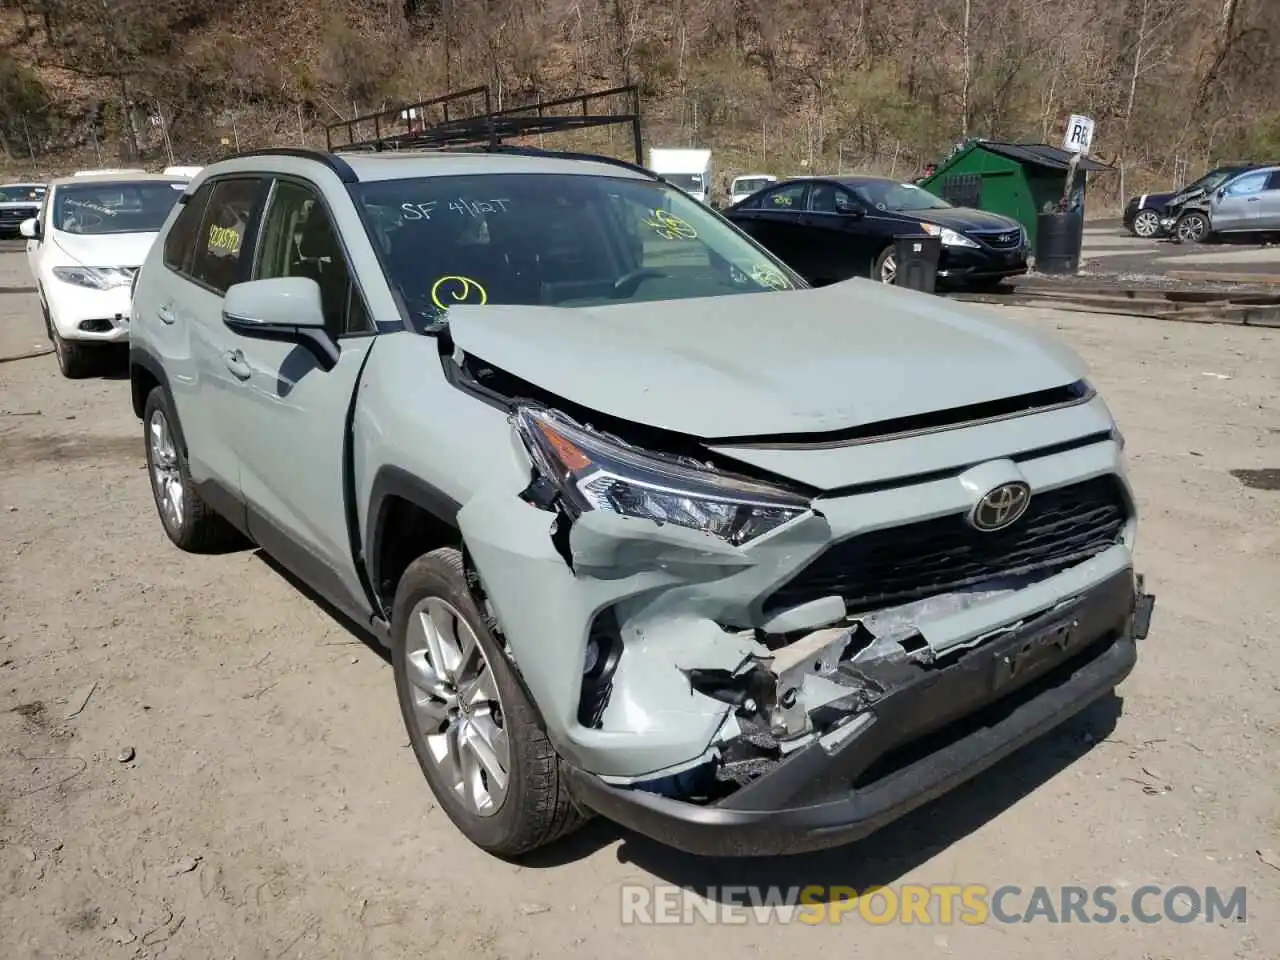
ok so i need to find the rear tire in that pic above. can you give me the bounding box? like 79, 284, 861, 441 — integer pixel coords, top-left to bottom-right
143, 387, 244, 553
1131, 209, 1160, 238
392, 547, 587, 857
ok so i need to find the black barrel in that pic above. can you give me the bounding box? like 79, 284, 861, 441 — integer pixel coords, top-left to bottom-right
1035, 210, 1084, 274
893, 233, 942, 292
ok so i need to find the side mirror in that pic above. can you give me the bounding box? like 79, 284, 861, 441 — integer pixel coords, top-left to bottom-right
222, 276, 338, 371
1215, 188, 1226, 201
19, 218, 39, 239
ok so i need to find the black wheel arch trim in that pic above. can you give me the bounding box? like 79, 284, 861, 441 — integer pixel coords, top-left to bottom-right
365, 464, 463, 615
129, 345, 187, 454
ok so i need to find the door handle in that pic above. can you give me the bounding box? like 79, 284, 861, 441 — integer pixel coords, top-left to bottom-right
157, 303, 177, 324
223, 349, 252, 381
1246, 197, 1260, 202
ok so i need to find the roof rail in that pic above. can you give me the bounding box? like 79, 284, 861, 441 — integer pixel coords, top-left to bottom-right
329, 85, 645, 166
219, 147, 359, 183
442, 143, 657, 180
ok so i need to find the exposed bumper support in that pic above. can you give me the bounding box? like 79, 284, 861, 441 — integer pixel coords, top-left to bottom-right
567, 570, 1153, 857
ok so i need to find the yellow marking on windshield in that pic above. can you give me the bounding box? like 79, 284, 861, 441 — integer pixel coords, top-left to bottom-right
431, 275, 488, 310
749, 265, 790, 290
641, 208, 698, 240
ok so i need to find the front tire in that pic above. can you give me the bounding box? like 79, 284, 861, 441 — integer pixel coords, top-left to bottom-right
51, 328, 98, 379
392, 547, 586, 857
142, 387, 243, 553
1175, 211, 1210, 244
1131, 209, 1160, 238
872, 246, 897, 284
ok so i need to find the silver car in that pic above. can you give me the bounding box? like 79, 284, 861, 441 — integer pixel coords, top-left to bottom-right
1207, 166, 1280, 238
127, 145, 1154, 858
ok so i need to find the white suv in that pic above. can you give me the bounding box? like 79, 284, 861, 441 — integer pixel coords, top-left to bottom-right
23, 171, 187, 377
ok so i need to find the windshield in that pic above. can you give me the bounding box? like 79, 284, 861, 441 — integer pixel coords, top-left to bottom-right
853, 180, 953, 212
0, 185, 44, 203
662, 172, 705, 193
353, 173, 802, 326
1192, 169, 1239, 193
733, 177, 773, 195
51, 180, 185, 235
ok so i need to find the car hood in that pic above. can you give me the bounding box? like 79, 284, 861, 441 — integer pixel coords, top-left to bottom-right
446, 279, 1087, 439
53, 230, 158, 268
906, 206, 1020, 233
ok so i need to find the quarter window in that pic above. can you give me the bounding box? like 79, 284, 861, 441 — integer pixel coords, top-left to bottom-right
189, 179, 264, 294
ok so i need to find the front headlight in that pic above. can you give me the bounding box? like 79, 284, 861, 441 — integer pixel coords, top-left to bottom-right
51, 266, 133, 290
513, 407, 810, 546
920, 223, 979, 248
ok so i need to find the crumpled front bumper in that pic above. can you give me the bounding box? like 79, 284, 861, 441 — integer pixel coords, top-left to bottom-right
565, 570, 1153, 857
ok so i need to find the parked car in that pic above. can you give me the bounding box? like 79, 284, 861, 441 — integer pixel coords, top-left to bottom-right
727, 173, 776, 206
22, 171, 188, 377
128, 146, 1153, 859
724, 175, 1029, 289
0, 182, 46, 238
1123, 165, 1256, 239
1206, 165, 1280, 241
1155, 164, 1274, 242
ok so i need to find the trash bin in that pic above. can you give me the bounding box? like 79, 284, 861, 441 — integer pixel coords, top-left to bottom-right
1035, 210, 1084, 274
893, 234, 942, 292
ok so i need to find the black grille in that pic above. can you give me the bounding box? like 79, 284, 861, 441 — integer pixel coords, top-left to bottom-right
763, 476, 1128, 616
973, 229, 1022, 249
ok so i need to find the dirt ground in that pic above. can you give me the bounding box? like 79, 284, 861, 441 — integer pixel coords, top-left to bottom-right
1, 264, 1278, 959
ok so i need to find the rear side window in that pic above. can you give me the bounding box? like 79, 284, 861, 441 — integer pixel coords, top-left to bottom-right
762, 182, 809, 210
189, 179, 265, 294
163, 182, 213, 273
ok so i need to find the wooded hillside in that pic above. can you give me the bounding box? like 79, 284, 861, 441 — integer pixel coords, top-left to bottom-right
1, 0, 1278, 208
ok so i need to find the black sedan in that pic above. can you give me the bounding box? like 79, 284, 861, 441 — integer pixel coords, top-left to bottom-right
723, 176, 1029, 290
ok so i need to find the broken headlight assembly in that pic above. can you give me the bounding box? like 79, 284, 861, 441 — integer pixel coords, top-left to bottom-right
513, 406, 810, 546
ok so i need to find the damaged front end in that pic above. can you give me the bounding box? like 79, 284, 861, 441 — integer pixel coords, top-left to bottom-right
462, 401, 1154, 854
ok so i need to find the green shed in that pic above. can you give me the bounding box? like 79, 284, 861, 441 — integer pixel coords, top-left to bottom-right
918, 141, 1112, 247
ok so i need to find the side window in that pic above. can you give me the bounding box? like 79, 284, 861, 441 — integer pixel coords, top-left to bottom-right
1225, 172, 1268, 197
189, 179, 264, 295
254, 180, 372, 336
163, 182, 214, 274
1265, 171, 1280, 191
762, 182, 809, 211
809, 183, 840, 213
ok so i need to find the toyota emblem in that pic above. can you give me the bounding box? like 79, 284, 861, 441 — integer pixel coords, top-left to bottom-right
969, 481, 1031, 532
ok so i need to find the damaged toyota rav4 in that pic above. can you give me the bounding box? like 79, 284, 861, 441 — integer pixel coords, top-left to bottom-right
129, 147, 1155, 857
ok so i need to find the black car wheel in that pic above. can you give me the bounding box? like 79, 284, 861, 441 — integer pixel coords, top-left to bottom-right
1175, 211, 1210, 244
1131, 209, 1160, 238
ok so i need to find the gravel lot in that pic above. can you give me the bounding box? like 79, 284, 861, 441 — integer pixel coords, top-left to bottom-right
1, 262, 1277, 959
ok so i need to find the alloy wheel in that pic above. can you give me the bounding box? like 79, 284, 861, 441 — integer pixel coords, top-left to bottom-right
879, 252, 897, 284
1177, 214, 1208, 243
1133, 210, 1160, 238
404, 597, 510, 817
148, 409, 184, 531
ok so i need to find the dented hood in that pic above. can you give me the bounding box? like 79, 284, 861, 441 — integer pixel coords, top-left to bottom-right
446, 279, 1087, 439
